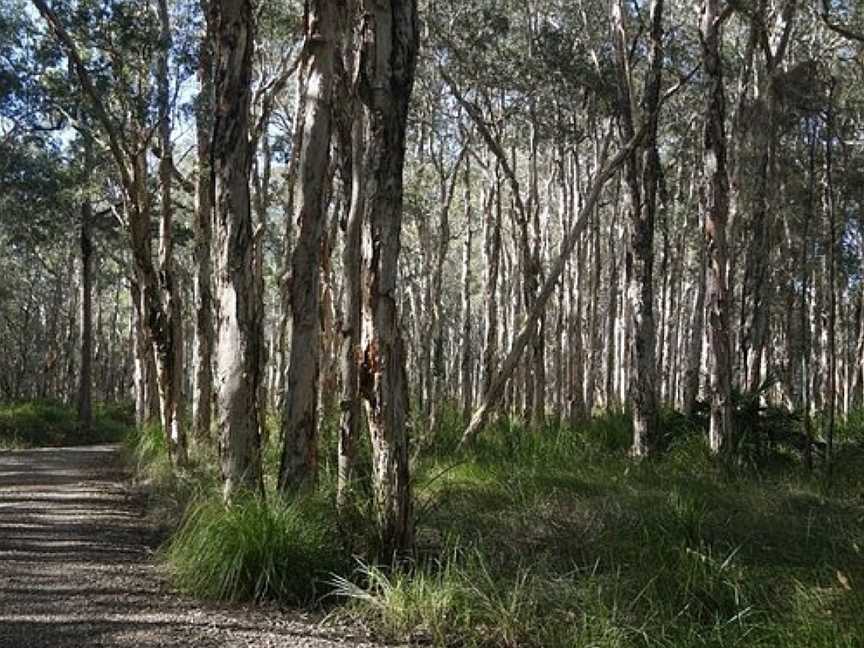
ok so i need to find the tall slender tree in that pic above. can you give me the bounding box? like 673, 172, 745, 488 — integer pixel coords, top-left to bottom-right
211, 0, 263, 498
356, 0, 419, 559
698, 0, 735, 453
278, 0, 337, 492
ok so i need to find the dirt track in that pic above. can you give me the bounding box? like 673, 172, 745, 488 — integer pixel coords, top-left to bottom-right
0, 445, 377, 647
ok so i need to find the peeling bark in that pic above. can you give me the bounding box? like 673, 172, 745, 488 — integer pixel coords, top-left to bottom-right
212, 0, 263, 498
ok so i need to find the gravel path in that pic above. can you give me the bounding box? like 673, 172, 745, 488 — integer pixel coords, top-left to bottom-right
0, 445, 380, 647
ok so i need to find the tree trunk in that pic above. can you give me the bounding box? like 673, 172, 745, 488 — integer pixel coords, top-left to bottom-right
356, 0, 418, 560
212, 0, 262, 499
193, 0, 215, 443
33, 0, 181, 461
825, 80, 837, 473
428, 145, 465, 434
683, 238, 706, 417
337, 115, 364, 508
612, 0, 662, 455
481, 163, 502, 400
462, 127, 644, 445
132, 281, 160, 428
156, 0, 187, 465
605, 205, 619, 409
77, 195, 93, 431
278, 0, 336, 492
698, 0, 735, 453
460, 158, 474, 422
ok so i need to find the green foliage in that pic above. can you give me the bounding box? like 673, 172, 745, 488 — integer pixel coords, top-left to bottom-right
165, 494, 349, 604
0, 399, 132, 448
126, 421, 169, 478
125, 421, 220, 525
139, 401, 864, 646
729, 380, 804, 466
836, 408, 864, 444
336, 412, 864, 647
687, 380, 809, 466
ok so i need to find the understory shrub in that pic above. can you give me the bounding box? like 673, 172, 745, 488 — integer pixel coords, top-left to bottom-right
0, 399, 132, 447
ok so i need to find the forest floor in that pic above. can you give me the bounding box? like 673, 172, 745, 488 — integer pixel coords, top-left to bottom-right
0, 444, 385, 648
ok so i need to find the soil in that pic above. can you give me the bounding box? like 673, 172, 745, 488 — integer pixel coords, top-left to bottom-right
0, 445, 382, 647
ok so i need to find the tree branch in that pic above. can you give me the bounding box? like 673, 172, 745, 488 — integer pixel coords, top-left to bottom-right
30, 0, 134, 196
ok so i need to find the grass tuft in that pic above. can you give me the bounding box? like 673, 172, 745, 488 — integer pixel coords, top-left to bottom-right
165, 493, 349, 604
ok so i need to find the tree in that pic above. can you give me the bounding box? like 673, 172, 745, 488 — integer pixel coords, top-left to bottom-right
192, 0, 215, 443
697, 0, 734, 453
211, 0, 263, 498
32, 0, 188, 465
278, 0, 336, 492
611, 0, 663, 456
356, 0, 419, 559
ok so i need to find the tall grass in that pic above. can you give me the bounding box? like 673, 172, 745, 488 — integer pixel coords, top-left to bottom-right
165, 493, 349, 604
135, 399, 864, 646
334, 407, 864, 647
0, 399, 133, 448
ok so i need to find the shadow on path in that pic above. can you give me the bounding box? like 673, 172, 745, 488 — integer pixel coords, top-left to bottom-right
0, 445, 379, 648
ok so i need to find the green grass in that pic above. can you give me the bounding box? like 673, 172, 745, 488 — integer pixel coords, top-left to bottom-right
0, 399, 133, 448
334, 408, 864, 647
165, 493, 350, 604
134, 400, 864, 646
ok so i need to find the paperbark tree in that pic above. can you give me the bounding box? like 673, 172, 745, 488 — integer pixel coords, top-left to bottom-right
77, 190, 93, 431
481, 162, 502, 400
698, 0, 735, 453
211, 0, 263, 498
332, 0, 364, 508
156, 0, 187, 465
462, 127, 645, 445
612, 0, 662, 456
278, 0, 336, 493
193, 0, 215, 442
32, 0, 185, 465
356, 0, 419, 560
429, 142, 466, 433
825, 78, 837, 473
459, 157, 474, 422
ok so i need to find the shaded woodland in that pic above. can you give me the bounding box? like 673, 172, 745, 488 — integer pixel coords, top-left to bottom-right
3, 1, 864, 645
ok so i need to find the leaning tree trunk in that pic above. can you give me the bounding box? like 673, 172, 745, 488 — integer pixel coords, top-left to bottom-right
212, 0, 262, 499
698, 0, 735, 453
356, 0, 418, 561
278, 0, 336, 492
481, 163, 502, 399
461, 127, 645, 445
